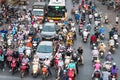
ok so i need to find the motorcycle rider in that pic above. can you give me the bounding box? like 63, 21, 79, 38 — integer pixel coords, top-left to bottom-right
94, 59, 101, 71
92, 59, 101, 78
99, 25, 105, 35
109, 29, 114, 39
90, 33, 97, 45
67, 60, 77, 75
91, 47, 99, 62
111, 63, 118, 78
77, 46, 84, 64
82, 29, 89, 38
18, 44, 25, 54
22, 55, 30, 73
86, 23, 91, 32
102, 70, 110, 80
44, 57, 52, 75
98, 42, 106, 54
105, 52, 113, 61
108, 37, 115, 50
113, 32, 118, 44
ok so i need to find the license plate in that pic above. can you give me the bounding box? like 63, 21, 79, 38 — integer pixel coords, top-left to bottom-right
95, 78, 98, 80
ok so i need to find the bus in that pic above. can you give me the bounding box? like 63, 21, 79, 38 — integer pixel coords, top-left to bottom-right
47, 0, 67, 21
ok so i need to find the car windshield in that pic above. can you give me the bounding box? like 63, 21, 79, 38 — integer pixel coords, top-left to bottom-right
32, 10, 44, 16
42, 25, 55, 32
37, 45, 53, 53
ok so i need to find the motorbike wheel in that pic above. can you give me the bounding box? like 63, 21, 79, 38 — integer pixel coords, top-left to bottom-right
12, 69, 15, 75
21, 72, 24, 78
42, 74, 46, 80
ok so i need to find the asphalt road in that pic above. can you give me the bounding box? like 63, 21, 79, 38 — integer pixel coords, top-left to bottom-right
0, 0, 120, 80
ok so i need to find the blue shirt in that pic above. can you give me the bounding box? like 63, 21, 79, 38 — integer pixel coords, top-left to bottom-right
75, 14, 80, 20
99, 27, 105, 34
67, 62, 76, 69
18, 46, 25, 53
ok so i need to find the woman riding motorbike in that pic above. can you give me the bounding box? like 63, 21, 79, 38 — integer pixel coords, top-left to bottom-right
98, 42, 106, 54
110, 63, 118, 79
105, 52, 113, 61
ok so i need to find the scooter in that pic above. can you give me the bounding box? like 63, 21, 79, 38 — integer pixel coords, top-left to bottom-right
20, 62, 28, 78
111, 74, 117, 80
99, 51, 104, 58
11, 58, 17, 75
32, 41, 38, 53
93, 70, 101, 80
100, 34, 105, 40
79, 23, 83, 35
68, 68, 75, 80
42, 66, 49, 80
25, 47, 32, 58
32, 61, 40, 77
82, 36, 87, 43
102, 61, 112, 71
109, 46, 115, 53
115, 40, 119, 48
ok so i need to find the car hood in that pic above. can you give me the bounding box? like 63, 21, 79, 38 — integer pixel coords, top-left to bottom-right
36, 52, 52, 59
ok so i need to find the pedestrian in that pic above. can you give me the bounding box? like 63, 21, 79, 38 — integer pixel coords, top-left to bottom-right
115, 15, 119, 25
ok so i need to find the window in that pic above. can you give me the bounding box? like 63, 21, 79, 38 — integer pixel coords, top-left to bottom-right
37, 45, 53, 53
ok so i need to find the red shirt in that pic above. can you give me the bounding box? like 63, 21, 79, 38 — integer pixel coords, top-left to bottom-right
90, 35, 96, 43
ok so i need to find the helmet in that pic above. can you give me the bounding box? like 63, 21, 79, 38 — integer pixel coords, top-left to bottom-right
101, 25, 104, 27
108, 52, 111, 55
96, 59, 100, 63
113, 62, 116, 66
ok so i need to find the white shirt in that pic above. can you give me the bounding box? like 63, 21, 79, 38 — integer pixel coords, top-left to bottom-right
71, 27, 76, 32
63, 28, 67, 33
22, 58, 29, 63
109, 39, 115, 46
92, 50, 99, 57
113, 34, 118, 40
44, 60, 50, 66
83, 31, 89, 37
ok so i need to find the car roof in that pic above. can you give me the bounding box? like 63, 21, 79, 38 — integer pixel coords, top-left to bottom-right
39, 41, 53, 46
44, 22, 55, 26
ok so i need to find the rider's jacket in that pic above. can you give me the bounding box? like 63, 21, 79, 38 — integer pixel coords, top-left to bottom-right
67, 62, 76, 69
111, 66, 118, 74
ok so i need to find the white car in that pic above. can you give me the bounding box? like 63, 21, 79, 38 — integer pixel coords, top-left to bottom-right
36, 41, 53, 60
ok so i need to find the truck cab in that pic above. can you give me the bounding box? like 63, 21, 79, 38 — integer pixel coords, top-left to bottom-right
32, 2, 46, 23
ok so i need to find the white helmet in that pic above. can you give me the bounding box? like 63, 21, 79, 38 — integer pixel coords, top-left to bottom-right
108, 52, 111, 55
94, 47, 97, 50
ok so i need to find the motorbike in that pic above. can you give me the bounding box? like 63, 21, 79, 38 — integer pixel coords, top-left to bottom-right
11, 58, 18, 75
105, 18, 109, 24
102, 61, 112, 71
79, 23, 83, 35
32, 41, 38, 53
25, 47, 32, 58
115, 40, 119, 48
42, 66, 49, 80
20, 62, 28, 78
82, 36, 87, 43
109, 46, 115, 53
68, 68, 75, 80
100, 34, 105, 40
111, 74, 117, 80
99, 51, 104, 58
32, 61, 40, 77
93, 70, 101, 80
91, 43, 97, 50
